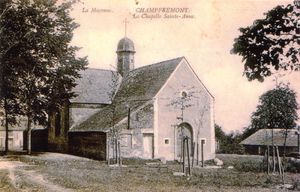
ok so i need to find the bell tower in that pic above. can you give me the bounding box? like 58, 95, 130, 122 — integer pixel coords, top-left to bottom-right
116, 37, 135, 77
116, 19, 135, 77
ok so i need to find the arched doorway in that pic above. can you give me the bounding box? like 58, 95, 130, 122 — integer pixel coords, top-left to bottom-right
176, 123, 193, 158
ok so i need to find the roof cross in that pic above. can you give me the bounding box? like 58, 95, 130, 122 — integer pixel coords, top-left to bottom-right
124, 18, 129, 37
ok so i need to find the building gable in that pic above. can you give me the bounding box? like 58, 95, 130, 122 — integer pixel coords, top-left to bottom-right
155, 57, 213, 100
152, 58, 215, 160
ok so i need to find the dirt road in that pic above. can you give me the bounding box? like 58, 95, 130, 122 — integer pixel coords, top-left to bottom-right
0, 157, 73, 192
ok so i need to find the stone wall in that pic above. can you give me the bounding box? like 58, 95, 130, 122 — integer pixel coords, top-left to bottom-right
107, 102, 154, 159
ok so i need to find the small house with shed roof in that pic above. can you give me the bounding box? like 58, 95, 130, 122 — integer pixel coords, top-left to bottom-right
48, 37, 215, 161
240, 128, 299, 155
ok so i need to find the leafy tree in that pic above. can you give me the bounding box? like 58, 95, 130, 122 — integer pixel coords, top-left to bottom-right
250, 84, 298, 130
215, 124, 226, 153
232, 2, 300, 82
0, 0, 87, 154
249, 84, 298, 157
215, 124, 244, 154
240, 126, 256, 141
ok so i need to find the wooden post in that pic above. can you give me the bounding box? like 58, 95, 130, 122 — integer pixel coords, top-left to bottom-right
272, 145, 275, 173
201, 139, 204, 168
113, 138, 115, 164
118, 141, 122, 167
187, 137, 191, 176
182, 137, 185, 173
264, 148, 267, 169
196, 142, 199, 166
112, 138, 115, 164
281, 157, 285, 185
192, 142, 195, 168
107, 140, 110, 165
267, 145, 269, 175
275, 146, 281, 175
115, 138, 118, 164
277, 147, 285, 184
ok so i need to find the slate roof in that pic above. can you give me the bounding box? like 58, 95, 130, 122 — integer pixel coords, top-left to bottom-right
70, 69, 121, 104
71, 57, 184, 132
114, 57, 183, 102
240, 129, 299, 147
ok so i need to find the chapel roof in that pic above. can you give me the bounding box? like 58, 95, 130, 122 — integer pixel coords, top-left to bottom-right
114, 57, 183, 102
240, 128, 299, 147
70, 68, 121, 104
71, 57, 184, 132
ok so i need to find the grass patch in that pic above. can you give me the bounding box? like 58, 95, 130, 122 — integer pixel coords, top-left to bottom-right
285, 158, 300, 173
2, 153, 300, 191
217, 154, 264, 172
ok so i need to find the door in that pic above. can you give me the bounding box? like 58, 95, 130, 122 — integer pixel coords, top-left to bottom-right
8, 138, 13, 149
176, 123, 193, 158
143, 134, 154, 159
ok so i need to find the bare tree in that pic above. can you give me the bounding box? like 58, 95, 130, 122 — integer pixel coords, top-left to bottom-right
193, 101, 209, 166
169, 86, 200, 164
107, 69, 121, 165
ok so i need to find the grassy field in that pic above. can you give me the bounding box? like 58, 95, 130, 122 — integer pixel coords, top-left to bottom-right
0, 153, 299, 191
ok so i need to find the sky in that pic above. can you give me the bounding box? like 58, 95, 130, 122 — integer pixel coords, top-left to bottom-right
70, 0, 300, 133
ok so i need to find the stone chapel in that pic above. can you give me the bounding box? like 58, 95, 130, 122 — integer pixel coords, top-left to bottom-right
48, 36, 216, 161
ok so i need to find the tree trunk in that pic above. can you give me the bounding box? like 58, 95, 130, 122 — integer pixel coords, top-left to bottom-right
4, 98, 8, 154
27, 115, 32, 155
272, 129, 275, 172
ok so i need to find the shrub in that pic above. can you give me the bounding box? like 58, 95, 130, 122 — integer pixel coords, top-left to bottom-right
285, 158, 300, 173
234, 160, 263, 172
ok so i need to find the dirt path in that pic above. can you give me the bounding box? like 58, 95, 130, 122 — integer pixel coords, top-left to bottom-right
0, 158, 72, 192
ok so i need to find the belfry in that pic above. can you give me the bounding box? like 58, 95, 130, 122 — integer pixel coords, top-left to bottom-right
116, 37, 135, 76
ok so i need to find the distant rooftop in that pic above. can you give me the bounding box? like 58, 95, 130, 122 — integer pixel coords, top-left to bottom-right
240, 128, 299, 147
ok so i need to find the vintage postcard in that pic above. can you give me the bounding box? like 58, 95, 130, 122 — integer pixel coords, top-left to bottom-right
0, 0, 299, 191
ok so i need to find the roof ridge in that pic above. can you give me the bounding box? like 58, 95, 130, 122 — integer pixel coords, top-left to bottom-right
84, 57, 184, 74
258, 128, 297, 131
131, 56, 184, 73
84, 68, 117, 72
